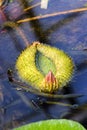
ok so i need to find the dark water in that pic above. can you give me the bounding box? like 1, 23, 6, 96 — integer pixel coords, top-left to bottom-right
0, 0, 87, 129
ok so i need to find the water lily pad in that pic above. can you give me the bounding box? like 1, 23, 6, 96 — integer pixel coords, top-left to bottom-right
14, 119, 86, 130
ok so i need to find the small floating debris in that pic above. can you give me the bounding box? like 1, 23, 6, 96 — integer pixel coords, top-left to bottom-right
41, 0, 49, 9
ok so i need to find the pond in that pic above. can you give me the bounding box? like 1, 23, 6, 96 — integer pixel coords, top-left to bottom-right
0, 0, 87, 129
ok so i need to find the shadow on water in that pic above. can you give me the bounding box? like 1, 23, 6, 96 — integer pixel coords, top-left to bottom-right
44, 13, 81, 37
7, 29, 24, 52
0, 0, 87, 129
77, 60, 87, 72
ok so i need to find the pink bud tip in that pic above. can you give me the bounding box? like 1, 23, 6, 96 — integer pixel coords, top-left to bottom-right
45, 71, 56, 83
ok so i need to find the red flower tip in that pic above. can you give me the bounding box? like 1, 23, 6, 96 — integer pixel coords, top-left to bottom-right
45, 71, 56, 83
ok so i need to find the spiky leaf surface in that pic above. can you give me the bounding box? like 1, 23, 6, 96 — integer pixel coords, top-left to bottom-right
16, 43, 74, 92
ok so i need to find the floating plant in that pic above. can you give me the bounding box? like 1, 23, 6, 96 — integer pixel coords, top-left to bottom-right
3, 5, 85, 103
14, 119, 86, 130
16, 41, 74, 93
7, 40, 84, 102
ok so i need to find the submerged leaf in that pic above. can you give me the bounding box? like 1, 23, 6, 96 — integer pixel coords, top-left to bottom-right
14, 119, 86, 130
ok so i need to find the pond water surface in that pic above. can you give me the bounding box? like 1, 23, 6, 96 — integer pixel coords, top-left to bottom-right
0, 0, 87, 130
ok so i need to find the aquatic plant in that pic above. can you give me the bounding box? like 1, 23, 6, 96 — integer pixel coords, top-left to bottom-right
14, 119, 86, 130
16, 41, 74, 93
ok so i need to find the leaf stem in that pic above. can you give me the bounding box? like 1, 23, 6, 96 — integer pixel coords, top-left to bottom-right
24, 2, 41, 12
17, 7, 87, 23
